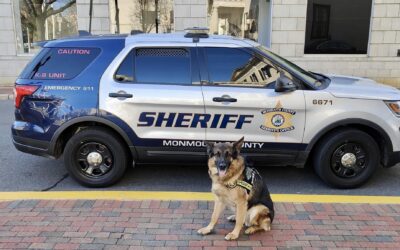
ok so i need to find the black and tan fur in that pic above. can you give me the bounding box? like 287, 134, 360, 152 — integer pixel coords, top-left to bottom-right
197, 137, 274, 240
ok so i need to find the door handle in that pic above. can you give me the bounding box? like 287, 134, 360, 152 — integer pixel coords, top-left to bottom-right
109, 92, 133, 98
213, 96, 237, 103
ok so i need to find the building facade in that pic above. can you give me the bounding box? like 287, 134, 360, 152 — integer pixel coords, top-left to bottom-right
0, 0, 399, 86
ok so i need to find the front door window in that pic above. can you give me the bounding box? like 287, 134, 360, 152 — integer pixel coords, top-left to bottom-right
204, 47, 280, 87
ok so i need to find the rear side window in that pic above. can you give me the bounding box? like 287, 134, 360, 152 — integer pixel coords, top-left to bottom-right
23, 48, 100, 80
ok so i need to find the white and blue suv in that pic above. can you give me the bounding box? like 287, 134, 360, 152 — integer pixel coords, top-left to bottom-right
12, 29, 400, 188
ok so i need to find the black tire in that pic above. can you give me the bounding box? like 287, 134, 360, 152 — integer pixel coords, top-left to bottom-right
313, 128, 379, 188
64, 127, 128, 187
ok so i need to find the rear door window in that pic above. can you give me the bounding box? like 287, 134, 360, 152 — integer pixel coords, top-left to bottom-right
26, 48, 100, 80
135, 48, 191, 85
114, 50, 134, 82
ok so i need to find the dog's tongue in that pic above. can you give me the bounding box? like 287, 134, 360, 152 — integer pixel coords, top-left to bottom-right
218, 169, 226, 177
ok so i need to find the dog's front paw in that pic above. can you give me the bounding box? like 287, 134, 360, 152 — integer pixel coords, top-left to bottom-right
225, 232, 239, 240
245, 226, 258, 235
197, 227, 213, 235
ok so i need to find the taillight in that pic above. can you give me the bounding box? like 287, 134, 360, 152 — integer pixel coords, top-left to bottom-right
14, 85, 40, 108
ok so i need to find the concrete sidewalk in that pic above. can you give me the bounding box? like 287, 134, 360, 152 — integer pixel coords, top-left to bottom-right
0, 199, 399, 249
0, 87, 13, 100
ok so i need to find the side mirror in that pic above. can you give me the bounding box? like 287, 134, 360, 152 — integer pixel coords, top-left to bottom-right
275, 73, 297, 93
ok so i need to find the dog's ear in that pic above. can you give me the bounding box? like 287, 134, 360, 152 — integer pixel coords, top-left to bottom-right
205, 141, 215, 158
232, 137, 244, 158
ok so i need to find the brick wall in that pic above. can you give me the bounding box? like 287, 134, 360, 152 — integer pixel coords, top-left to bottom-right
271, 0, 400, 86
174, 0, 207, 31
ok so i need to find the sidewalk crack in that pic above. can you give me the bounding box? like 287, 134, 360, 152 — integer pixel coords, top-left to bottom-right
41, 173, 69, 191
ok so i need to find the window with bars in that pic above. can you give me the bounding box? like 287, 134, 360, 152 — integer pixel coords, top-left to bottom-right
115, 48, 191, 85
136, 48, 188, 57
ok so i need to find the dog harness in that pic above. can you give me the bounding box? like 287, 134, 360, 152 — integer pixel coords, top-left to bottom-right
225, 167, 257, 194
225, 164, 275, 222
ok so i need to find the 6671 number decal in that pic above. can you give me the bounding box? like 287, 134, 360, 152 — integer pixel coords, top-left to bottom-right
313, 99, 333, 105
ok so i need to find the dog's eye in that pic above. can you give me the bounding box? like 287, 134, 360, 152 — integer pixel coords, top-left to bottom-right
216, 151, 221, 157
225, 151, 230, 157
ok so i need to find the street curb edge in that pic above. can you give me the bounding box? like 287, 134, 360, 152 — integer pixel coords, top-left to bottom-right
0, 94, 13, 100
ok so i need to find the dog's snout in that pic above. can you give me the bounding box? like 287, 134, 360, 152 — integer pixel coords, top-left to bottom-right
218, 162, 227, 169
215, 157, 228, 170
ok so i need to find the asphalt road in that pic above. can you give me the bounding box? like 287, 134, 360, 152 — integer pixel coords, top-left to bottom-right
1, 100, 400, 195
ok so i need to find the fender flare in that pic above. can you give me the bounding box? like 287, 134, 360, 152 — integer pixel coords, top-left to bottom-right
305, 118, 393, 153
48, 115, 137, 158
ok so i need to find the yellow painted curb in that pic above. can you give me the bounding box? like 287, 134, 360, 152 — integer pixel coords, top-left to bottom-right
0, 191, 399, 204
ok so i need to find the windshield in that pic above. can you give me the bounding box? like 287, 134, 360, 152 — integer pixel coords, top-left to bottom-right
257, 45, 325, 88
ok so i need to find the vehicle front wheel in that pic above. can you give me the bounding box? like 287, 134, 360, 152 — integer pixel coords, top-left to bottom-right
64, 127, 129, 187
313, 129, 379, 188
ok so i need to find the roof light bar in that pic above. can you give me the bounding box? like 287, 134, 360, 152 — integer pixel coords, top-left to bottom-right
184, 27, 209, 42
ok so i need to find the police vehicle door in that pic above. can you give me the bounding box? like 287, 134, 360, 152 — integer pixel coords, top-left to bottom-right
100, 46, 206, 162
199, 47, 306, 164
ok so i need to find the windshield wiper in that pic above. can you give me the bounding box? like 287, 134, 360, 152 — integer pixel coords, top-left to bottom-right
29, 54, 51, 79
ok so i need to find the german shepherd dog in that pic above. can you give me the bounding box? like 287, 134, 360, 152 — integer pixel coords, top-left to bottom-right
198, 137, 274, 240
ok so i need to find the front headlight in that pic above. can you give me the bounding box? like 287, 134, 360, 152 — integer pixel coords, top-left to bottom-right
385, 101, 400, 117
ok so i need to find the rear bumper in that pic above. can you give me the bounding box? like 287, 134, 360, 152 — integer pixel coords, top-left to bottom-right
12, 135, 55, 159
12, 120, 56, 158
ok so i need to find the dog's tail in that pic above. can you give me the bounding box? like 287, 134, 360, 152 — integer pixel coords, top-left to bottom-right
268, 205, 275, 222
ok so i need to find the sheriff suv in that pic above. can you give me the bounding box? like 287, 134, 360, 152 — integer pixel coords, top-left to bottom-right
12, 29, 400, 188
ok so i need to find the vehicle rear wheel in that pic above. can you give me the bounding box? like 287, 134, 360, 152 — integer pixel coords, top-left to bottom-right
64, 127, 128, 187
313, 128, 379, 188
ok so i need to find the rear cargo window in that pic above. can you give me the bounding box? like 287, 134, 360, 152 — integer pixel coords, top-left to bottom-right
22, 48, 100, 80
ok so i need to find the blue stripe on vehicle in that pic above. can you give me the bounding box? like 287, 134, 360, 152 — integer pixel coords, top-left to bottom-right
101, 110, 308, 151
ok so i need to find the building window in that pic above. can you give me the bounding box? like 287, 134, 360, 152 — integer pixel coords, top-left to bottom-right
311, 4, 330, 39
113, 0, 174, 34
207, 0, 272, 47
15, 0, 78, 54
305, 0, 372, 54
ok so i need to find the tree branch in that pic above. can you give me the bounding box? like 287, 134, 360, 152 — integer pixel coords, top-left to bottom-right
45, 0, 57, 11
46, 0, 76, 18
23, 0, 37, 17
